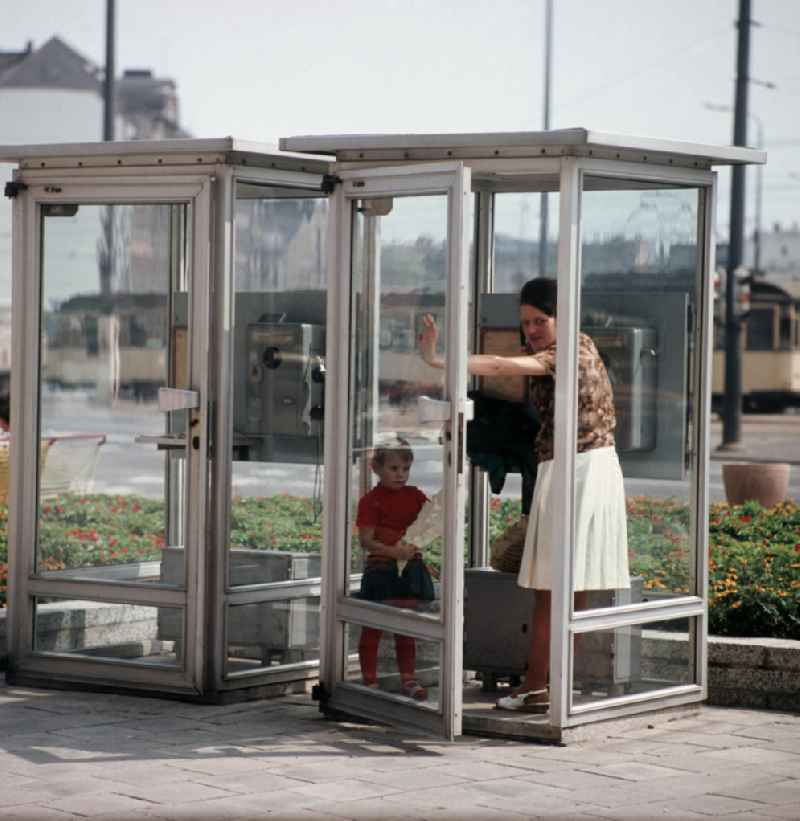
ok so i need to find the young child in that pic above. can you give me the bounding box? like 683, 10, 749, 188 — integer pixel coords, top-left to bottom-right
356, 437, 429, 700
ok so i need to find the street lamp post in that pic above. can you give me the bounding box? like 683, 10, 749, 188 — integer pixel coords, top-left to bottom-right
538, 0, 553, 277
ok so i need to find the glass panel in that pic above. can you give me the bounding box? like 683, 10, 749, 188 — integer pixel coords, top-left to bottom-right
37, 203, 188, 585
477, 192, 559, 545
571, 179, 702, 605
229, 184, 327, 585
347, 196, 448, 613
343, 621, 441, 710
493, 192, 557, 293
34, 596, 182, 666
225, 597, 320, 674
573, 614, 695, 708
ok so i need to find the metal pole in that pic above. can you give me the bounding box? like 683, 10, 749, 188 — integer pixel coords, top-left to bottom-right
753, 115, 763, 275
103, 0, 116, 141
721, 0, 750, 448
538, 0, 553, 277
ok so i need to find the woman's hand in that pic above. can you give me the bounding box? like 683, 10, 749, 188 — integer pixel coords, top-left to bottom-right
419, 314, 441, 368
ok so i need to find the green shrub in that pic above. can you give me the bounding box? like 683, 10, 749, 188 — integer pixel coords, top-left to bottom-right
0, 494, 797, 641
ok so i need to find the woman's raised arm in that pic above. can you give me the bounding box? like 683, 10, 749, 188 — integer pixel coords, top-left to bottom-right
419, 313, 548, 377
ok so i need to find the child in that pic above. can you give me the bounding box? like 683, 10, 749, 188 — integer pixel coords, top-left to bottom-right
356, 437, 430, 700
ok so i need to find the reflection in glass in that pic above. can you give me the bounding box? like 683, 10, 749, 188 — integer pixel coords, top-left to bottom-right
229, 186, 328, 585
344, 622, 441, 709
482, 192, 560, 517
34, 596, 182, 666
348, 197, 448, 605
579, 180, 701, 603
37, 203, 187, 585
573, 615, 694, 707
492, 191, 558, 293
225, 597, 320, 673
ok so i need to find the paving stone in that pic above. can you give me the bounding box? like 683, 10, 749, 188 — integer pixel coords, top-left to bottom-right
4, 806, 85, 820
570, 781, 694, 809
287, 777, 404, 803
182, 770, 306, 795
746, 805, 800, 820
525, 746, 644, 766
40, 790, 157, 818
522, 767, 633, 791
720, 815, 792, 821
354, 765, 470, 791
160, 753, 283, 776
310, 797, 421, 820
717, 778, 800, 806
581, 799, 710, 819
118, 780, 240, 806
80, 760, 197, 787
652, 731, 769, 750
583, 760, 691, 781
432, 759, 549, 782
671, 794, 770, 816
219, 786, 355, 814
697, 746, 800, 765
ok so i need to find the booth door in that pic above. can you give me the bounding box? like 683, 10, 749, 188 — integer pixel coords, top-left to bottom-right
321, 163, 472, 739
9, 177, 212, 694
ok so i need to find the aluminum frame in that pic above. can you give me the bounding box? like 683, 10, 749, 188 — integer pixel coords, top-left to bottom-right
7, 174, 212, 694
320, 162, 471, 740
546, 156, 716, 730
210, 163, 329, 692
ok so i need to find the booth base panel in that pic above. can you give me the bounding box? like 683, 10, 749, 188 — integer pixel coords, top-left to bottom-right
462, 678, 702, 743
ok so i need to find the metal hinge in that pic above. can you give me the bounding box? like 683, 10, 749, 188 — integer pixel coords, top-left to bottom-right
4, 181, 28, 199
321, 174, 341, 194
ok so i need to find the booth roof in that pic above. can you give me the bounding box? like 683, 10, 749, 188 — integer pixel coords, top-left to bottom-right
0, 137, 330, 172
279, 128, 766, 168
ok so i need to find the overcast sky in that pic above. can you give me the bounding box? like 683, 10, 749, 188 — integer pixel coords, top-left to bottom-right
3, 0, 800, 235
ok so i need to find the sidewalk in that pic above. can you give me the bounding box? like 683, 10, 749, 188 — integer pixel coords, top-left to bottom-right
2, 678, 799, 820
709, 413, 800, 465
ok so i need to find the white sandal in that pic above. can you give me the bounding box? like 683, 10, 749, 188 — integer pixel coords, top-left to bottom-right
495, 688, 549, 712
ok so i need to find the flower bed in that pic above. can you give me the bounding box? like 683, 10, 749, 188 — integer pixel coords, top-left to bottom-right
1, 495, 798, 640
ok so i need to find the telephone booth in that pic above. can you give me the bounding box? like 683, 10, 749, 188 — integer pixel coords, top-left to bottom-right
2, 131, 764, 742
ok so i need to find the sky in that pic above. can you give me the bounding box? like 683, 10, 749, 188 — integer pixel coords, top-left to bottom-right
2, 0, 800, 237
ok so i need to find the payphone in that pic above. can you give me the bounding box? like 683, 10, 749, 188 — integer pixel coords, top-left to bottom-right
243, 320, 325, 463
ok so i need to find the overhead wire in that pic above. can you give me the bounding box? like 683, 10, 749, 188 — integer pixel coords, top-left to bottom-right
561, 26, 732, 108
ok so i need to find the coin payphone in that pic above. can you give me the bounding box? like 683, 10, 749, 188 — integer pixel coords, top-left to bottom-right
243, 320, 325, 463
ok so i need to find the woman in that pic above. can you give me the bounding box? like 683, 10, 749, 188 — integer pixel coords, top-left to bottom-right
420, 277, 629, 712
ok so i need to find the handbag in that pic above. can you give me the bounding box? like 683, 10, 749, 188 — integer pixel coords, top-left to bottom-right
489, 517, 528, 574
401, 556, 436, 601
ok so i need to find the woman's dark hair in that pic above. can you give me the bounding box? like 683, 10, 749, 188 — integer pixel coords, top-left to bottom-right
520, 277, 557, 317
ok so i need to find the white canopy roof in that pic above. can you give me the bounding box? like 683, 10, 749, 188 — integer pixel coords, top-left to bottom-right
0, 137, 330, 173
280, 128, 765, 168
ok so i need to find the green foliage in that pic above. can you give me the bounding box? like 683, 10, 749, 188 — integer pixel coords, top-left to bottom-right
229, 495, 322, 551
1, 494, 798, 641
707, 500, 800, 640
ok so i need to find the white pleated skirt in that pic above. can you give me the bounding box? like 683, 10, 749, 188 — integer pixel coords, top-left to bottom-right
517, 446, 630, 592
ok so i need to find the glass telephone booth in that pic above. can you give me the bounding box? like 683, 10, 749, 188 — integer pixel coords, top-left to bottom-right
2, 131, 764, 742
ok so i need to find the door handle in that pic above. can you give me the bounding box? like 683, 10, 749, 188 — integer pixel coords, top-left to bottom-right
158, 388, 200, 412
134, 433, 187, 450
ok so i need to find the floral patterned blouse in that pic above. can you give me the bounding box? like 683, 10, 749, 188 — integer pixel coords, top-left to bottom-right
528, 332, 616, 463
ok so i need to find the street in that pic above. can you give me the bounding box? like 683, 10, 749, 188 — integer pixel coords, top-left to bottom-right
40, 389, 800, 504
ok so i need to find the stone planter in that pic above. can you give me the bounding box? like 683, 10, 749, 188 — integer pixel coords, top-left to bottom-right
722, 462, 790, 507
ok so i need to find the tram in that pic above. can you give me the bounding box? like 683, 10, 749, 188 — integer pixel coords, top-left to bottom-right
713, 277, 800, 412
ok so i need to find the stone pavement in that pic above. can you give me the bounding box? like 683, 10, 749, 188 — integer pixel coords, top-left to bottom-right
2, 679, 800, 821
